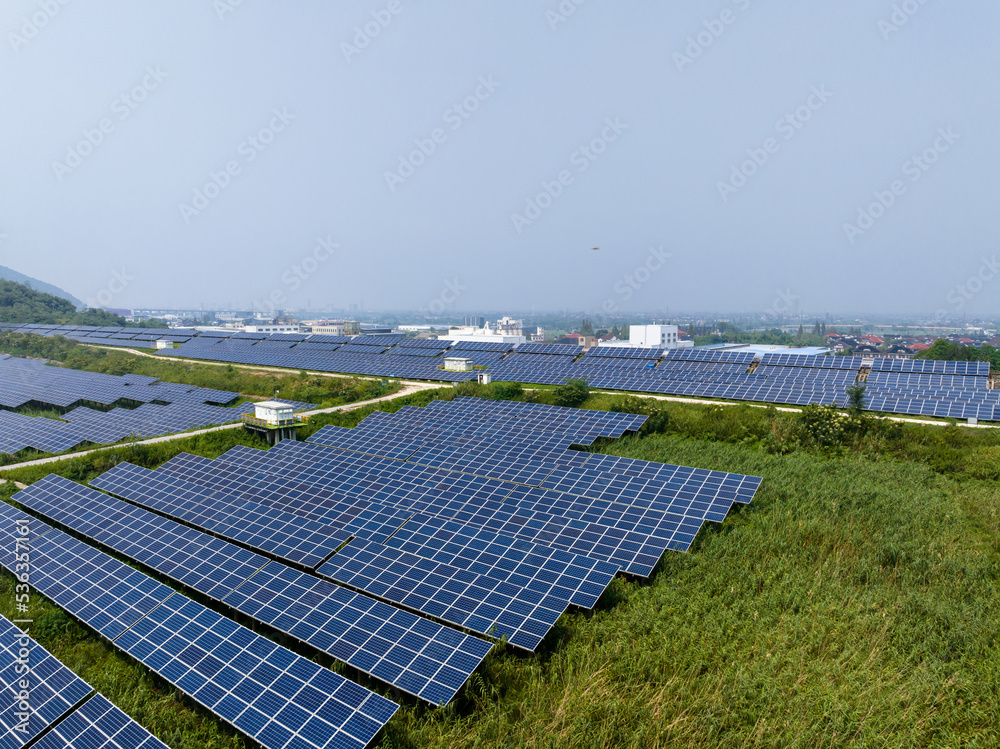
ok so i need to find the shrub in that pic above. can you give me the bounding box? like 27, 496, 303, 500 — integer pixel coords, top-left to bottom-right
552, 378, 590, 408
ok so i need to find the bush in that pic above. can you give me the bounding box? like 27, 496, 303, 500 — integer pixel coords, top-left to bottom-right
449, 380, 523, 401
552, 378, 590, 408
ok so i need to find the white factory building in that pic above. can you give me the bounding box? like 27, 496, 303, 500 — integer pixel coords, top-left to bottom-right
598, 324, 693, 350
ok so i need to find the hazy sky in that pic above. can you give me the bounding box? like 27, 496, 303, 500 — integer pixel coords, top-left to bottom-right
1, 1, 998, 318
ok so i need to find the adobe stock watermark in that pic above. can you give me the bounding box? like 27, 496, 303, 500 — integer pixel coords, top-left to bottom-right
251, 235, 337, 315
51, 66, 168, 183
510, 117, 627, 234
843, 127, 959, 245
8, 0, 72, 52
932, 255, 1000, 319
763, 288, 799, 321
12, 516, 32, 740
419, 278, 466, 315
341, 0, 403, 62
878, 0, 933, 40
717, 85, 833, 202
673, 0, 754, 73
384, 75, 500, 192
601, 246, 671, 313
85, 267, 134, 310
179, 107, 295, 222
546, 0, 586, 30
213, 0, 247, 21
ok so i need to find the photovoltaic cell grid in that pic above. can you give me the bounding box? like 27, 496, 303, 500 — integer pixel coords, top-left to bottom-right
870, 358, 990, 375
260, 437, 737, 575
14, 475, 269, 603
93, 451, 588, 647
89, 463, 349, 568
224, 562, 492, 706
115, 595, 397, 749
0, 614, 93, 749
0, 357, 312, 456
31, 694, 169, 749
16, 475, 492, 706
259, 399, 758, 565
153, 452, 412, 546
582, 347, 664, 360
512, 342, 582, 356
154, 450, 618, 611
0, 503, 398, 749
661, 349, 757, 364
759, 354, 866, 369
317, 538, 566, 652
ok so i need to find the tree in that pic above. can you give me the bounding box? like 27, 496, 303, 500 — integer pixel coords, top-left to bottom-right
846, 383, 867, 412
797, 323, 804, 337
813, 321, 821, 335
610, 325, 620, 339
580, 318, 594, 336
553, 378, 589, 407
821, 322, 827, 335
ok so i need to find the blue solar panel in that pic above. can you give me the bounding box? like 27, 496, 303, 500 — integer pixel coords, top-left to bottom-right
31, 695, 169, 749
89, 463, 349, 568
0, 614, 93, 749
15, 475, 492, 706
317, 537, 567, 652
0, 503, 398, 749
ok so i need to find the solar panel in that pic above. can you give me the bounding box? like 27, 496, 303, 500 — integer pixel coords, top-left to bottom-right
115, 594, 397, 749
16, 475, 492, 706
317, 537, 567, 652
0, 614, 93, 749
156, 451, 617, 611
31, 695, 169, 749
513, 343, 582, 356
0, 504, 398, 749
90, 463, 349, 569
224, 562, 492, 706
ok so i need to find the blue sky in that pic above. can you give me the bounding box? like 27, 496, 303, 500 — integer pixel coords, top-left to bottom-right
1, 1, 997, 317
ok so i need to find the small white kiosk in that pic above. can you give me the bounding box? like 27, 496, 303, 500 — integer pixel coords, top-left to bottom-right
242, 400, 305, 445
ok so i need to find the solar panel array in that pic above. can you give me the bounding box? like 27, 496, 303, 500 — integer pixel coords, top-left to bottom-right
0, 357, 313, 457
31, 694, 169, 749
16, 475, 492, 706
0, 501, 399, 749
4, 325, 995, 422
132, 398, 756, 582
583, 347, 665, 360
512, 342, 583, 356
0, 615, 168, 749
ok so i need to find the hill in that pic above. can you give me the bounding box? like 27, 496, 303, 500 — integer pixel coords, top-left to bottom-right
0, 265, 83, 308
0, 279, 126, 325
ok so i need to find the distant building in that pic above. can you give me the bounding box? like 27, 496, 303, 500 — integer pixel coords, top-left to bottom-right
598, 324, 690, 350
244, 324, 300, 334
443, 357, 474, 372
446, 315, 526, 345
558, 333, 594, 348
302, 320, 360, 336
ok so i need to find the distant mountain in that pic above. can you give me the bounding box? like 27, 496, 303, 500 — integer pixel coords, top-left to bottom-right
0, 265, 83, 309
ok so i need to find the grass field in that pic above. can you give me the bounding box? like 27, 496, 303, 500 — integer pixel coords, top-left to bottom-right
2, 386, 999, 747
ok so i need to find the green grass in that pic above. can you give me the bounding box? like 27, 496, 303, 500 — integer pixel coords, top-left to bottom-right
3, 384, 1000, 747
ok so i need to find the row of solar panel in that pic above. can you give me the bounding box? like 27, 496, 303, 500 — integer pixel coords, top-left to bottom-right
0, 613, 170, 748
14, 475, 493, 707
0, 501, 398, 749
